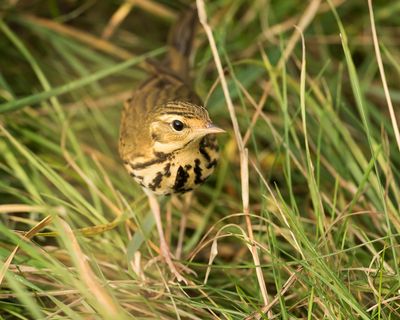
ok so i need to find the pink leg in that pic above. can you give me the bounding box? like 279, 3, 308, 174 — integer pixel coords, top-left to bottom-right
175, 193, 192, 259
145, 190, 187, 284
175, 214, 187, 260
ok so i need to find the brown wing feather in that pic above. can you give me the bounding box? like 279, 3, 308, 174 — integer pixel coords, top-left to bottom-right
119, 9, 201, 161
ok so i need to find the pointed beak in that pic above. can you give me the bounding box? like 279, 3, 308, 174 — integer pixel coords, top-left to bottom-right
196, 123, 225, 135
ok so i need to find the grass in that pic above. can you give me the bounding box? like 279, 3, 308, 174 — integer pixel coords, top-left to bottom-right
1, 0, 400, 319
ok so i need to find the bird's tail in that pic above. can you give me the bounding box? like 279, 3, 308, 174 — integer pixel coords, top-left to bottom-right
163, 7, 198, 81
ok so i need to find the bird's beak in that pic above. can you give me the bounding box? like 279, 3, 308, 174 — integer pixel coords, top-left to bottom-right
196, 123, 225, 135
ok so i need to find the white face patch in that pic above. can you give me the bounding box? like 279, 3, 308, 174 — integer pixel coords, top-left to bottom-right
150, 113, 211, 154
153, 140, 185, 154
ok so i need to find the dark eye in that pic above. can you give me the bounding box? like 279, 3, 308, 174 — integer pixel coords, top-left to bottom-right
172, 120, 184, 131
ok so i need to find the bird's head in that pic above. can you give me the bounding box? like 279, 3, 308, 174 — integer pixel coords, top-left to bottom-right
149, 101, 224, 154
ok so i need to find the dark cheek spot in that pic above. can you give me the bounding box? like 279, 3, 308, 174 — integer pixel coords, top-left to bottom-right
152, 132, 160, 141
154, 151, 168, 159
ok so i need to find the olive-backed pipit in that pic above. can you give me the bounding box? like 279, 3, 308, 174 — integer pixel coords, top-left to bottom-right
119, 8, 224, 283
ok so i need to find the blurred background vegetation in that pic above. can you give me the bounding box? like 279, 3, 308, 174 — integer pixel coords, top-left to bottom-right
1, 0, 400, 319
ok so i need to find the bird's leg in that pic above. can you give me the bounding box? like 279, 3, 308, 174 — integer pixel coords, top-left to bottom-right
175, 193, 192, 259
175, 214, 186, 260
165, 201, 172, 248
145, 190, 188, 284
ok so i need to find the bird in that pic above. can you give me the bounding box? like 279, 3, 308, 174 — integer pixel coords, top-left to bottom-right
118, 8, 224, 283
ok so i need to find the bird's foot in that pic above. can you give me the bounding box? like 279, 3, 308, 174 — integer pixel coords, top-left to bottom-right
160, 242, 196, 284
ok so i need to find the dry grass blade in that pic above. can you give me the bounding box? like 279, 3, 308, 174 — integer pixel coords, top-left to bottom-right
125, 0, 175, 19
252, 161, 304, 257
277, 0, 321, 70
57, 217, 121, 318
196, 0, 270, 314
102, 2, 134, 39
0, 204, 47, 214
60, 123, 123, 219
241, 77, 270, 146
0, 215, 53, 285
368, 0, 400, 153
244, 0, 321, 148
260, 0, 343, 42
0, 289, 79, 299
36, 217, 127, 237
245, 267, 302, 320
196, 1, 243, 152
22, 14, 133, 60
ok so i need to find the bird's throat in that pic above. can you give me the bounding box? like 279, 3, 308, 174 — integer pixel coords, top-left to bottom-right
126, 136, 219, 195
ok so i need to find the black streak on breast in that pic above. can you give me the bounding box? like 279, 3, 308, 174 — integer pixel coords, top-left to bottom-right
194, 159, 204, 185
164, 163, 171, 177
130, 152, 169, 170
130, 172, 144, 181
173, 166, 189, 192
199, 139, 211, 162
207, 159, 217, 169
148, 172, 163, 191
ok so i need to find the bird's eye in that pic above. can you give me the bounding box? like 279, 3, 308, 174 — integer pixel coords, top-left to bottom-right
171, 119, 185, 131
